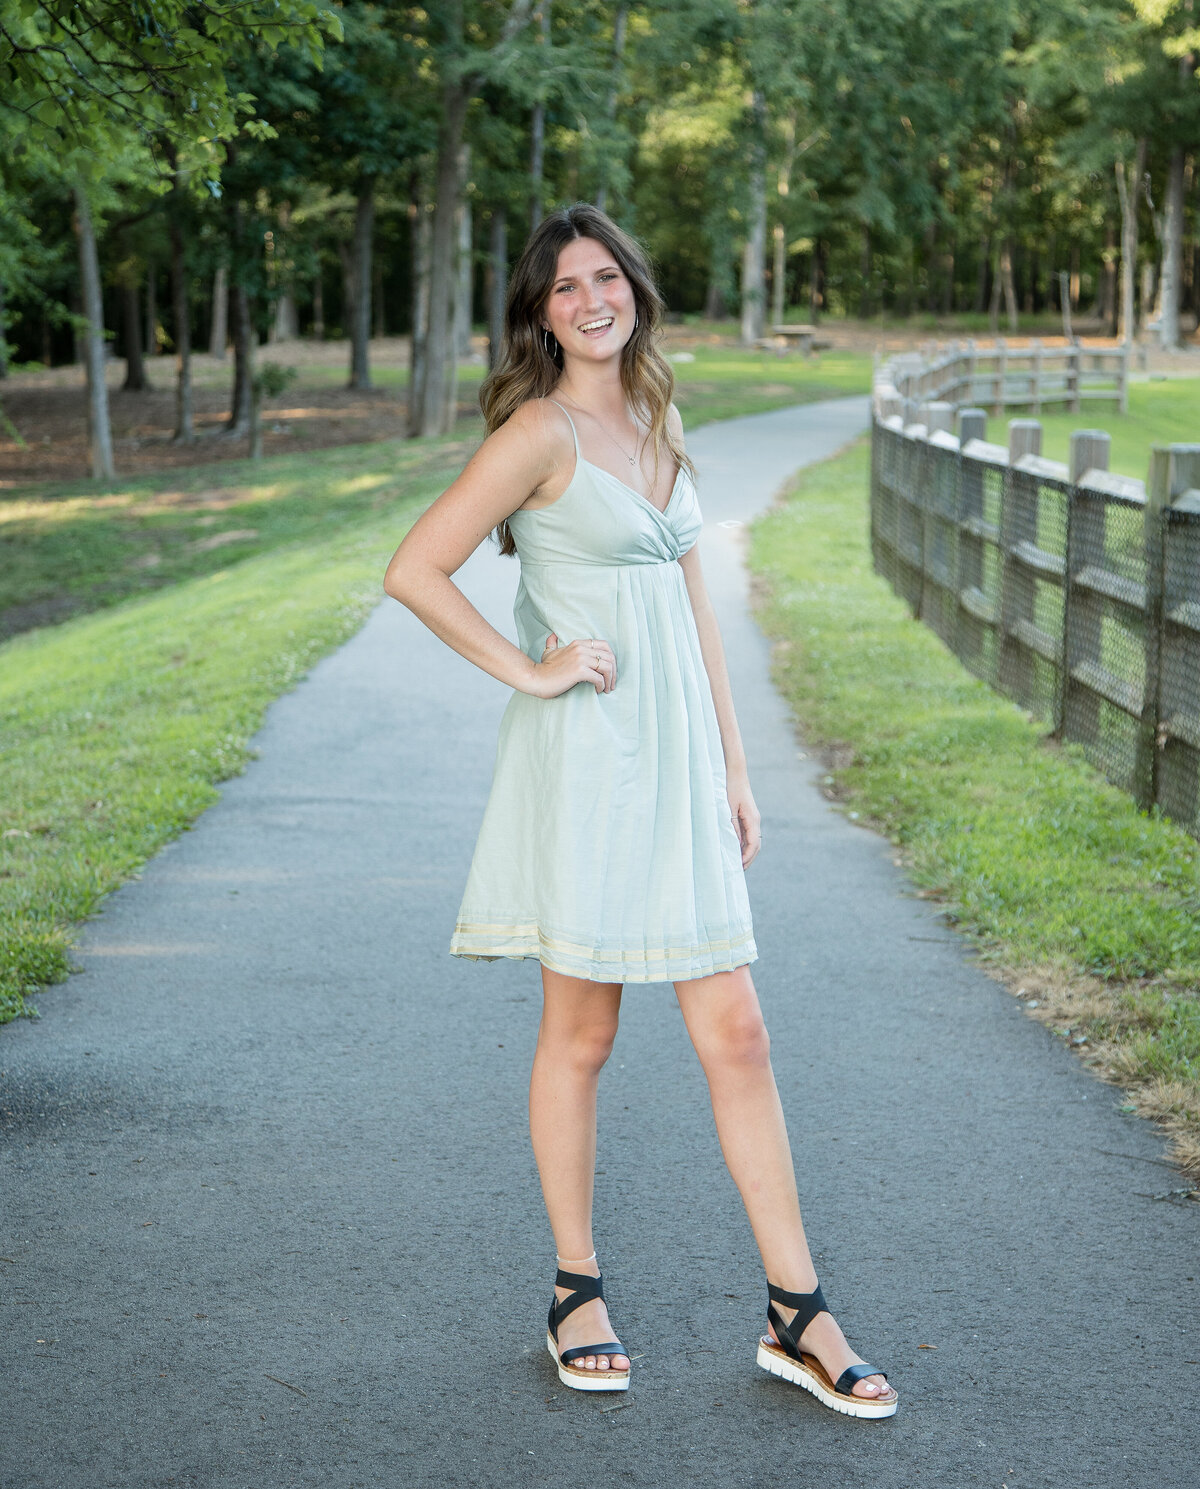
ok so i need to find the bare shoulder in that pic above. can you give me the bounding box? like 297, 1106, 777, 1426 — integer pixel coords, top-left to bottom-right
383, 396, 578, 581
667, 401, 686, 443
503, 396, 576, 470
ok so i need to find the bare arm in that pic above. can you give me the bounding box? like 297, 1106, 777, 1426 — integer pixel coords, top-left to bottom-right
672, 408, 761, 866
383, 399, 615, 699
677, 541, 747, 774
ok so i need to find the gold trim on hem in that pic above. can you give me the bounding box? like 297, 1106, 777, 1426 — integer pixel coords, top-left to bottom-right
449, 917, 758, 984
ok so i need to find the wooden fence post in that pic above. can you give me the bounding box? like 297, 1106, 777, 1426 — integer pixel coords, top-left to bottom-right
1008, 418, 1041, 463
993, 337, 1008, 417
1147, 443, 1200, 822
923, 401, 955, 436
998, 419, 1044, 706
1061, 430, 1112, 741
1030, 337, 1043, 416
957, 408, 987, 446
1068, 339, 1082, 414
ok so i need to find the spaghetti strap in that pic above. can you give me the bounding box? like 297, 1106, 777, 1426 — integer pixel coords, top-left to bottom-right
548, 399, 581, 455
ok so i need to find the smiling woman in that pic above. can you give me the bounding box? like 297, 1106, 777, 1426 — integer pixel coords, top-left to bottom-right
380, 202, 897, 1418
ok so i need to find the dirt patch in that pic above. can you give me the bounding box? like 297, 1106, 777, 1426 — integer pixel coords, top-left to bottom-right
0, 336, 483, 489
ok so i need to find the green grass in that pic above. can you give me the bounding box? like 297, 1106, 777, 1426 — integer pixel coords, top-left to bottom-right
670, 344, 871, 427
1031, 378, 1200, 479
749, 438, 1200, 1176
0, 464, 445, 1024
0, 434, 473, 638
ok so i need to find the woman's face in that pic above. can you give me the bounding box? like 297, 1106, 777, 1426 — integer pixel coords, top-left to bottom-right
541, 236, 636, 366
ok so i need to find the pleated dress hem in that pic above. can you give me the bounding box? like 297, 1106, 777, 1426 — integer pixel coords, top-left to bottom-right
449, 918, 758, 985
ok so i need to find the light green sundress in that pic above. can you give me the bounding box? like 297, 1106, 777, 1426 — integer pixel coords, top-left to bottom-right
448, 402, 757, 984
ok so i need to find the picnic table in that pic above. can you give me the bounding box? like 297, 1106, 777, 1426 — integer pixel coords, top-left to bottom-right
757, 323, 832, 355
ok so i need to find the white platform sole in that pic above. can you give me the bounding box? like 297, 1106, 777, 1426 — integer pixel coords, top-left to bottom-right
546, 1332, 631, 1392
756, 1341, 897, 1419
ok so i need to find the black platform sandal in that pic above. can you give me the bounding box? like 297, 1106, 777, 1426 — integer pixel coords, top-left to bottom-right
756, 1281, 897, 1419
546, 1267, 630, 1393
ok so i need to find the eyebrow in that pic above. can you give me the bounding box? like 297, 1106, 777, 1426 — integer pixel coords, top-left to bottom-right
552, 264, 620, 287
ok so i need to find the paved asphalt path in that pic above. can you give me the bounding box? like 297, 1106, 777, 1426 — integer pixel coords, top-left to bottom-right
3, 395, 1198, 1489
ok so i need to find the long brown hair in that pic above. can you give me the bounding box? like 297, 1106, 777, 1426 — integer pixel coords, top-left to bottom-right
480, 202, 692, 557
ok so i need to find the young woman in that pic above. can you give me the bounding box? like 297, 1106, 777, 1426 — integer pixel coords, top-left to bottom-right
383, 203, 897, 1419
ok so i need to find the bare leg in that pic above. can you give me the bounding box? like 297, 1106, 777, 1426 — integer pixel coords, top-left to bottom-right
529, 963, 630, 1373
674, 964, 894, 1402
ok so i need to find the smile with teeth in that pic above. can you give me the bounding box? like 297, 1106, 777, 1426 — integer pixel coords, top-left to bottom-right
578, 317, 614, 334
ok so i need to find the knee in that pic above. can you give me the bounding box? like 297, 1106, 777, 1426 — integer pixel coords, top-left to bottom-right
698, 1008, 771, 1073
547, 1017, 619, 1077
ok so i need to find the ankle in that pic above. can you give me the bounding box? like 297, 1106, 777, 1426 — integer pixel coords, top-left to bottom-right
556, 1250, 598, 1271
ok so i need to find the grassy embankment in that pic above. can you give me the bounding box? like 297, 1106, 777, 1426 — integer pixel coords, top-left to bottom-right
0, 347, 871, 1023
748, 379, 1200, 1180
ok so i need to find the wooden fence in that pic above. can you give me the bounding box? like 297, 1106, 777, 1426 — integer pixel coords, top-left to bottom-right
881, 337, 1130, 417
868, 387, 1200, 838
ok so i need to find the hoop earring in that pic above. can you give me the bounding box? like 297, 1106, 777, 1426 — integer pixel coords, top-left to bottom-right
633, 311, 640, 331
542, 326, 559, 359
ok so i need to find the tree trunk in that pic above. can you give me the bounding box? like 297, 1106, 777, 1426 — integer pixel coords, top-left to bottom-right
441, 144, 468, 428
348, 181, 375, 390
312, 271, 325, 339
1140, 260, 1157, 336
975, 234, 990, 313
739, 90, 768, 345
144, 266, 158, 356
122, 275, 149, 391
167, 164, 193, 444
808, 238, 826, 323
373, 258, 386, 340
209, 262, 228, 358
416, 85, 469, 437
273, 289, 298, 342
1115, 140, 1145, 343
456, 167, 473, 359
226, 194, 253, 436
487, 206, 508, 369
1159, 142, 1186, 350
1099, 219, 1117, 333
771, 221, 786, 327
408, 182, 432, 434
74, 184, 115, 480
0, 281, 7, 378
999, 239, 1017, 332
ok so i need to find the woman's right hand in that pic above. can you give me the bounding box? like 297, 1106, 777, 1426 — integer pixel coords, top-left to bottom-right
531, 632, 616, 697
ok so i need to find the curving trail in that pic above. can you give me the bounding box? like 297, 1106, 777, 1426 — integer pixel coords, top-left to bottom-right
2, 395, 1196, 1488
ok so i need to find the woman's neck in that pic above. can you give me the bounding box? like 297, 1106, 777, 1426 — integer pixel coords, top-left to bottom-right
555, 359, 636, 424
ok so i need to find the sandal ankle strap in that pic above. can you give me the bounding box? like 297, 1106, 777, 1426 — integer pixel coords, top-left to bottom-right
550, 1270, 605, 1331
766, 1280, 829, 1355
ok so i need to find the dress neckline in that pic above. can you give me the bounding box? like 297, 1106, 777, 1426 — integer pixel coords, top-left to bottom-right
547, 397, 684, 518
580, 455, 685, 517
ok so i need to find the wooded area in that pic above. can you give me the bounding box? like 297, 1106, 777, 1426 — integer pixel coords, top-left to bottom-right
1, 0, 1198, 481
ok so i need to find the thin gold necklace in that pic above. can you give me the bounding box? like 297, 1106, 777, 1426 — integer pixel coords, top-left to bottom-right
564, 395, 643, 468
